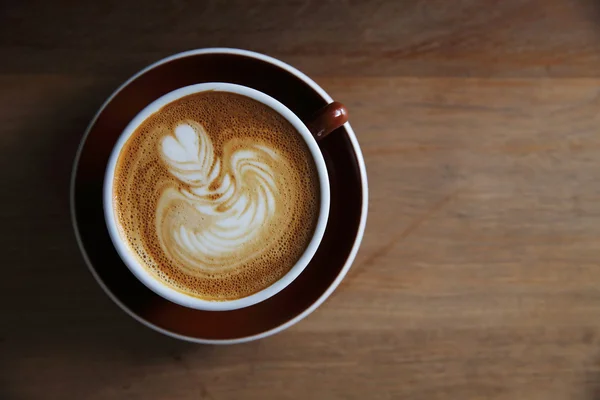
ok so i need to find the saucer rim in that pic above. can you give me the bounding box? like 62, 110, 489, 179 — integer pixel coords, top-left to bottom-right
69, 47, 369, 344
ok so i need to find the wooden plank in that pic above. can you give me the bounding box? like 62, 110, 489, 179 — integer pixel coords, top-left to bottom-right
1, 0, 600, 77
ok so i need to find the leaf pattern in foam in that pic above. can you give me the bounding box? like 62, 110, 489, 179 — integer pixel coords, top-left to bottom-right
160, 120, 219, 186
157, 120, 288, 270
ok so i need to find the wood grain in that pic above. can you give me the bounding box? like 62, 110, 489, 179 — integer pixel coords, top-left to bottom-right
3, 0, 600, 399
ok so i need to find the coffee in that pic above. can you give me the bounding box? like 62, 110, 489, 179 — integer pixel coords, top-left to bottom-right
112, 91, 320, 301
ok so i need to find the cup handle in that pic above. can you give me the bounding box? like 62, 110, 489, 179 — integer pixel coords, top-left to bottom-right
306, 101, 349, 141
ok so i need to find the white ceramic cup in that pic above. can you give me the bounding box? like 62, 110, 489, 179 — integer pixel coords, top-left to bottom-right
103, 82, 330, 311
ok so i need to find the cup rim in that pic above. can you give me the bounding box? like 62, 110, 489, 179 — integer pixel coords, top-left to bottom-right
71, 48, 369, 343
103, 82, 331, 311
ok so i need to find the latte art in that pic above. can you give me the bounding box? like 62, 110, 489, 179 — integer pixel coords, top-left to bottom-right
157, 121, 284, 271
113, 91, 320, 300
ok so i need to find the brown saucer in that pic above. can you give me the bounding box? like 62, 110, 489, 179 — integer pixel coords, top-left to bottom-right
70, 49, 368, 343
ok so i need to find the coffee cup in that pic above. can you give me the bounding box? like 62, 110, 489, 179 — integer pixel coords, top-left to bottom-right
103, 82, 348, 311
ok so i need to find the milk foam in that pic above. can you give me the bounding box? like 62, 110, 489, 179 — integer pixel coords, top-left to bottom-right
157, 120, 281, 270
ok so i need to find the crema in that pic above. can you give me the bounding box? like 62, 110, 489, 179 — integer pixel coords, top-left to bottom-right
112, 91, 320, 300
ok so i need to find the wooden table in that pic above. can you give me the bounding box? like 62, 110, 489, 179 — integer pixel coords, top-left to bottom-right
3, 0, 600, 398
